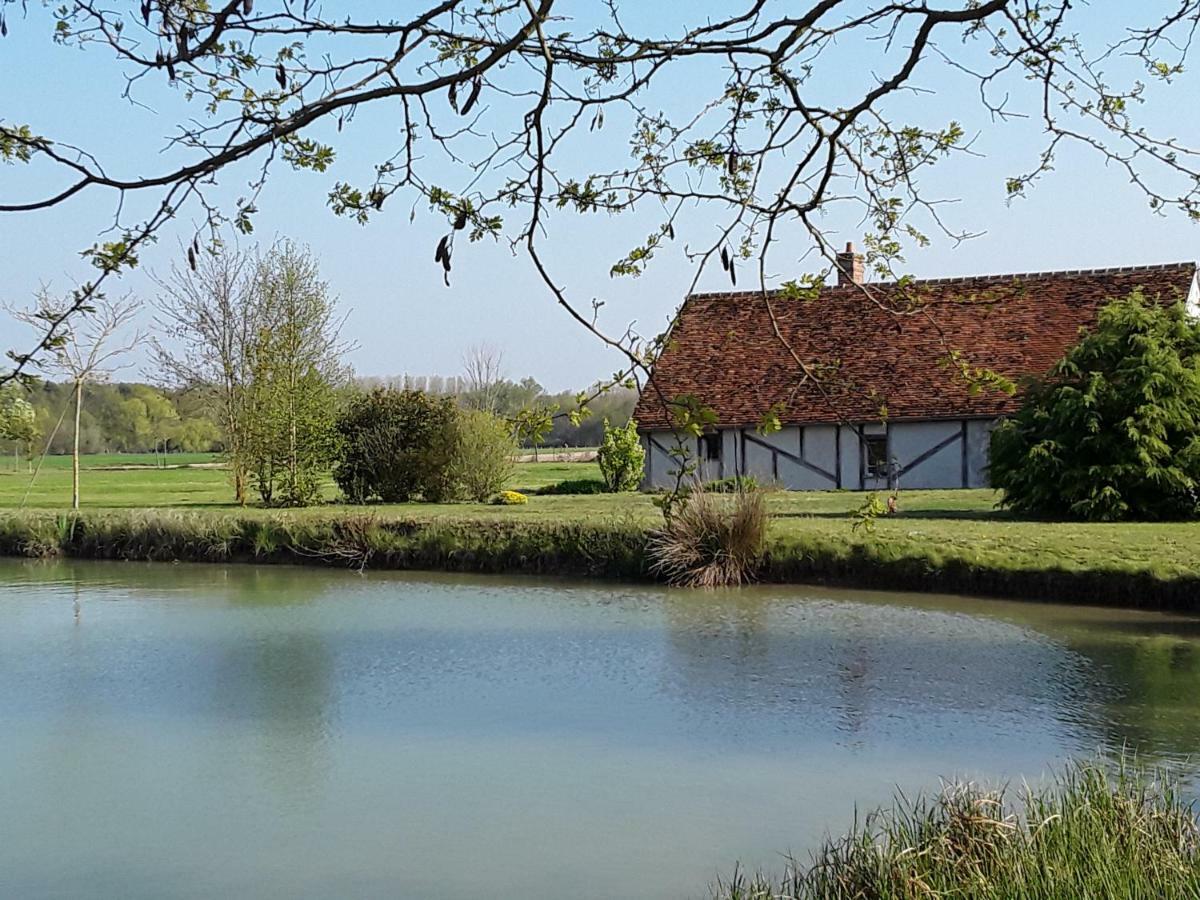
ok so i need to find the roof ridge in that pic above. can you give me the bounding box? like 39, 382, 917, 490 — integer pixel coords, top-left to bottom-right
685, 260, 1197, 300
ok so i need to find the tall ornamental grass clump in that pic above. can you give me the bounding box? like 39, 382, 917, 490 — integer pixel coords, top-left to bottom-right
714, 758, 1200, 900
991, 290, 1200, 521
648, 483, 768, 587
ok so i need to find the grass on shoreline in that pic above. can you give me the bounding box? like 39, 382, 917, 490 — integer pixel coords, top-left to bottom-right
2, 453, 1199, 607
715, 757, 1200, 900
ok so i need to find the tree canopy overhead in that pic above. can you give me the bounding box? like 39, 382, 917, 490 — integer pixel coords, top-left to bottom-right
2, 1, 1199, 414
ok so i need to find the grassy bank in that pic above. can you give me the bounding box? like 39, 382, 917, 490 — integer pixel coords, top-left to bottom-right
1, 498, 1198, 609
715, 758, 1200, 899
3, 454, 1198, 607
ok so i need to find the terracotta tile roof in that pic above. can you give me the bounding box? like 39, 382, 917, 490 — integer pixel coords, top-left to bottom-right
634, 262, 1199, 430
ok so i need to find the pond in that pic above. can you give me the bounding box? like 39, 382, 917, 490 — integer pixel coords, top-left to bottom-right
2, 560, 1200, 899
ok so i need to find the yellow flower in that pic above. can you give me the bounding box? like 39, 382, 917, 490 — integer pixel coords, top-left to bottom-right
493, 490, 528, 505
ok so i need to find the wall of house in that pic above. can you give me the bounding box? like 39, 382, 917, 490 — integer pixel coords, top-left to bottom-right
640, 418, 997, 491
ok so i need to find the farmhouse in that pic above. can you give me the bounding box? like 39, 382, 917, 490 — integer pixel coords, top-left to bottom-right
634, 249, 1200, 491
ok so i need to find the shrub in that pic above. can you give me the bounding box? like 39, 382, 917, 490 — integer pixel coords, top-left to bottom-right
704, 475, 760, 493
714, 757, 1200, 900
454, 408, 517, 502
991, 291, 1200, 521
537, 478, 607, 495
648, 483, 768, 587
597, 418, 645, 492
333, 388, 459, 503
492, 490, 528, 505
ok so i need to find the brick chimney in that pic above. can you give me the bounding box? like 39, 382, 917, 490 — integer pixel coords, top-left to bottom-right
835, 242, 864, 286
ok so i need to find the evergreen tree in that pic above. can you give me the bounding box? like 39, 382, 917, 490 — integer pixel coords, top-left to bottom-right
991, 291, 1200, 521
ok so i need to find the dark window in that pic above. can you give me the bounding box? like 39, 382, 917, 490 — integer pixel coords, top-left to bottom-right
864, 434, 888, 478
701, 433, 722, 461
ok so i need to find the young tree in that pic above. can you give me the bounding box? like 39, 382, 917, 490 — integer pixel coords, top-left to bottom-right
6, 1, 1199, 441
152, 246, 261, 502
454, 408, 517, 502
511, 403, 557, 461
991, 291, 1200, 521
245, 242, 349, 506
0, 386, 36, 471
8, 292, 143, 508
597, 418, 645, 492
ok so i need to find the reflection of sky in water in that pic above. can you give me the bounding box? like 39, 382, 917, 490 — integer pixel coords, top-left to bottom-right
1, 559, 1199, 900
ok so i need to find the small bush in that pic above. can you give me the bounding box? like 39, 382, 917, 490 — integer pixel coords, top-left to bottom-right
648, 483, 768, 587
454, 409, 517, 502
333, 388, 459, 503
713, 757, 1200, 900
597, 418, 645, 492
492, 490, 528, 505
704, 475, 760, 493
537, 478, 607, 495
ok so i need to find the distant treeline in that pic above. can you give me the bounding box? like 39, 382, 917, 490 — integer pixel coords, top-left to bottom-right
20, 381, 222, 456
13, 377, 634, 456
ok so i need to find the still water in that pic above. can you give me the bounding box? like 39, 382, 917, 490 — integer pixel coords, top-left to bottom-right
2, 559, 1200, 899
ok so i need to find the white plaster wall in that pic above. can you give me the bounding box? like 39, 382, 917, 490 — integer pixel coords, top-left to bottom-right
839, 425, 861, 490
890, 420, 963, 490
641, 432, 695, 490
643, 419, 994, 491
805, 425, 838, 476
783, 427, 836, 490
1187, 270, 1199, 317
742, 432, 777, 482
965, 419, 996, 488
750, 427, 797, 486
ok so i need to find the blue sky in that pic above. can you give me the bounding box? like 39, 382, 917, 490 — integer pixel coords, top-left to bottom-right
1, 2, 1198, 390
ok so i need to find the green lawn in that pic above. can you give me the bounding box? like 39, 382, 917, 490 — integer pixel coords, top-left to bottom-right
3, 453, 1198, 585
16, 452, 221, 470
0, 453, 593, 508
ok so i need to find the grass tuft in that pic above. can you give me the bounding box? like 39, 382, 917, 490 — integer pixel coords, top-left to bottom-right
714, 757, 1200, 899
648, 484, 768, 587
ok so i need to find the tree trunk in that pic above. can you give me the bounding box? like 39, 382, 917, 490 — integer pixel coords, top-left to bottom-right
72, 379, 82, 510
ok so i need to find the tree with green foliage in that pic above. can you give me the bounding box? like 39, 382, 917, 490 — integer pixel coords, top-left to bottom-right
597, 418, 645, 493
511, 403, 557, 459
454, 409, 517, 502
0, 387, 36, 471
245, 243, 348, 506
334, 388, 460, 503
991, 290, 1200, 521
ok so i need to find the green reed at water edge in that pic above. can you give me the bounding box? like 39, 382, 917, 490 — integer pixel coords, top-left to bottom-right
715, 757, 1200, 900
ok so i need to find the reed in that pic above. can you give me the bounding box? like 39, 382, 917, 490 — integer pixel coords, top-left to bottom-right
714, 757, 1200, 899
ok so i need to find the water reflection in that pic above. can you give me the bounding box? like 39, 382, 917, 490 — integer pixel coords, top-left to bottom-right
211, 632, 334, 795
658, 589, 1094, 759
4, 559, 1200, 899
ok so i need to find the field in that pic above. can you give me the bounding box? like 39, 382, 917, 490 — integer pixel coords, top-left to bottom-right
0, 453, 592, 508
3, 452, 1199, 598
